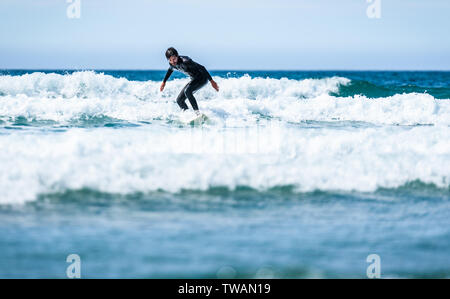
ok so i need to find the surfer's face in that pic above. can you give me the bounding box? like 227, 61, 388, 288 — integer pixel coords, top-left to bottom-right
169, 55, 178, 66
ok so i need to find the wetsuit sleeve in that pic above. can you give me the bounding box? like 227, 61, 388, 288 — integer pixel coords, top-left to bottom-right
183, 56, 213, 81
199, 64, 213, 81
163, 67, 173, 83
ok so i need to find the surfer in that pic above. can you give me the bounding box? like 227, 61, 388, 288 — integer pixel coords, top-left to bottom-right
160, 47, 219, 114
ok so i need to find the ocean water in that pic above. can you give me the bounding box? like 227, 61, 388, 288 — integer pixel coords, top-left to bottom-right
0, 70, 449, 278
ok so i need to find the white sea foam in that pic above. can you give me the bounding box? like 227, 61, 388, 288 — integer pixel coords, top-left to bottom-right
1, 71, 449, 126
0, 125, 449, 204
1, 72, 449, 204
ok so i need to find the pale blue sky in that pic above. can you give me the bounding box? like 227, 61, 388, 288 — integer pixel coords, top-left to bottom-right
1, 0, 449, 70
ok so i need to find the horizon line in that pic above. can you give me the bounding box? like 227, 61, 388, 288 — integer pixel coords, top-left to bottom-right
1, 68, 450, 72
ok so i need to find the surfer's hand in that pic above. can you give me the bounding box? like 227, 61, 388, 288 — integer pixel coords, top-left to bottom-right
210, 80, 219, 92
160, 82, 165, 92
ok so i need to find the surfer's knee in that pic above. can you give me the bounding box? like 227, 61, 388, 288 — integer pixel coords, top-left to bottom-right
184, 87, 193, 98
176, 92, 186, 104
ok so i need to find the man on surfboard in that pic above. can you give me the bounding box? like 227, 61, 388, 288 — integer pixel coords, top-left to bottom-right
160, 47, 219, 114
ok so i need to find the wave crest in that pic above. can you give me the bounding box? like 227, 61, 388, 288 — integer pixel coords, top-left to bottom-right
0, 71, 449, 126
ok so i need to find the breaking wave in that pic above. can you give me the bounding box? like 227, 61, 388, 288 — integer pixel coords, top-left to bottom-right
1, 71, 449, 126
0, 125, 449, 204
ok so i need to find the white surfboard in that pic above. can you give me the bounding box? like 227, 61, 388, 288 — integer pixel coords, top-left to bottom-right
187, 113, 208, 126
178, 111, 209, 126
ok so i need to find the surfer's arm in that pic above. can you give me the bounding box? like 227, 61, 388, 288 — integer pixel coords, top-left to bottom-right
200, 66, 219, 92
197, 64, 218, 91
184, 57, 213, 81
163, 68, 173, 83
160, 68, 173, 92
209, 78, 219, 92
183, 57, 218, 92
199, 65, 213, 82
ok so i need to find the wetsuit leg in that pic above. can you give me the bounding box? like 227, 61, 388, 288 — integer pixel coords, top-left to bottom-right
176, 85, 189, 110
183, 77, 208, 111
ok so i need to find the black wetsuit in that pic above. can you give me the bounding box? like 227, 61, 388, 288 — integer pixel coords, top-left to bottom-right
163, 56, 212, 111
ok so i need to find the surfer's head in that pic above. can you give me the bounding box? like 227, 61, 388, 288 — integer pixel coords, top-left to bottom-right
165, 47, 178, 65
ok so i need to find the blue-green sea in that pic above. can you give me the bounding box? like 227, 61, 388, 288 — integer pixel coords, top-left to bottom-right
0, 70, 449, 278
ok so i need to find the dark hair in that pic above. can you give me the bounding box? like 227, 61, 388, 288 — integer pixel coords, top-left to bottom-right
165, 47, 178, 60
